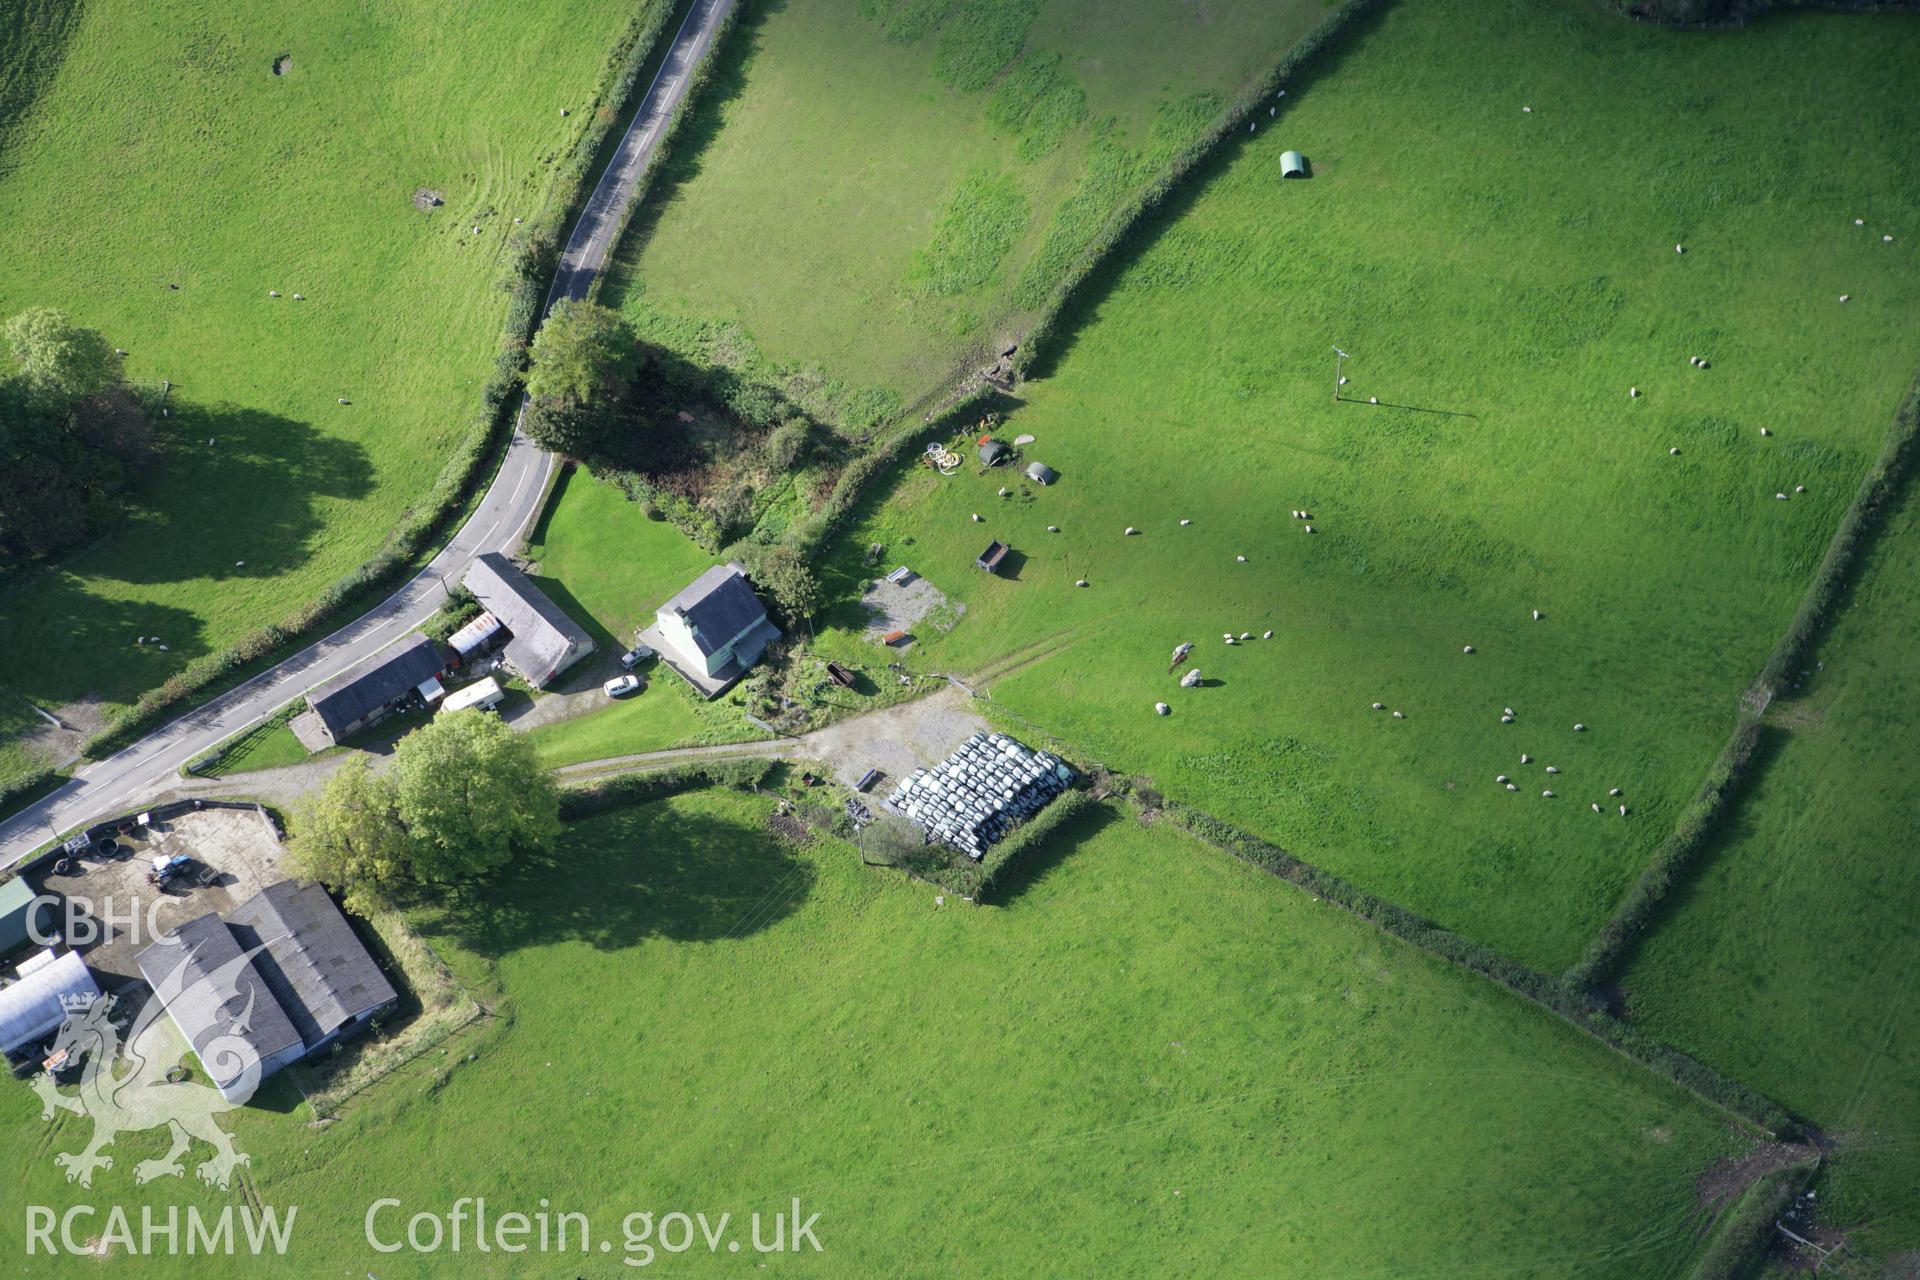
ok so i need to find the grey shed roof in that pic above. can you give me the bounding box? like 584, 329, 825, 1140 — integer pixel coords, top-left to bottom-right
659, 563, 769, 659
137, 910, 304, 1076
226, 881, 397, 1047
463, 552, 593, 686
306, 634, 445, 738
0, 950, 99, 1054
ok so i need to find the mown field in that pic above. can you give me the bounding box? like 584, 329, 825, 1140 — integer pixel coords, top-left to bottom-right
0, 0, 662, 782
601, 0, 1329, 420
1623, 473, 1920, 1260
0, 787, 1746, 1275
816, 0, 1920, 971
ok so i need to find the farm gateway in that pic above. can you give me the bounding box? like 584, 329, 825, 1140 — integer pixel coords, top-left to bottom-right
26, 1204, 298, 1257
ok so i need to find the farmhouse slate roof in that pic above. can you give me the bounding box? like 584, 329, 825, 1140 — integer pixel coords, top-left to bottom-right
463, 552, 593, 686
137, 910, 305, 1069
659, 562, 769, 659
226, 880, 397, 1047
306, 633, 446, 738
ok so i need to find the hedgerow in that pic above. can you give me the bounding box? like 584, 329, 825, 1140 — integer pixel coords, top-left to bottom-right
1688, 1163, 1811, 1280
557, 758, 777, 821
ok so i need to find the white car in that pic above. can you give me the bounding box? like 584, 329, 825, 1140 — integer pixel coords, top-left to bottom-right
603, 674, 641, 698
619, 643, 655, 670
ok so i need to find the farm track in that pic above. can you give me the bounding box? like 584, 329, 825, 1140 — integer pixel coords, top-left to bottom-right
0, 0, 737, 873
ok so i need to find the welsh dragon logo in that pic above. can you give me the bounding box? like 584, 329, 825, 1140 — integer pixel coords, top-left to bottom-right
33, 932, 271, 1189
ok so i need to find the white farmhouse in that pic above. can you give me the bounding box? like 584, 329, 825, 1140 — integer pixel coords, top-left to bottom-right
641, 562, 780, 698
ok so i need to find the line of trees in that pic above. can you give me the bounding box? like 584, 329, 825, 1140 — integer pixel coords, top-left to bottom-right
0, 307, 155, 565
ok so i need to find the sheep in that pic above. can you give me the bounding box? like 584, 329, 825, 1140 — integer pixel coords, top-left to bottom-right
1180, 518, 1191, 526
268, 290, 280, 297
1592, 803, 1601, 813
1674, 244, 1685, 254
337, 397, 350, 405
1698, 358, 1710, 369
1690, 357, 1700, 367
158, 644, 169, 651
972, 513, 983, 522
1125, 526, 1138, 536
1368, 397, 1379, 405
1618, 805, 1628, 817
1839, 295, 1850, 303
292, 293, 304, 300
1520, 754, 1531, 764
1670, 447, 1681, 456
1462, 644, 1475, 654
1855, 218, 1865, 226
1496, 775, 1508, 784
1608, 787, 1621, 797
115, 348, 128, 356
1501, 714, 1514, 723
1542, 789, 1555, 798
1504, 707, 1515, 716
1506, 783, 1518, 792
560, 107, 569, 116
1760, 427, 1772, 436
207, 438, 215, 446
234, 560, 245, 568
1337, 375, 1348, 386
998, 486, 1010, 497
1262, 630, 1273, 639
1795, 484, 1806, 493
1155, 702, 1170, 716
1237, 554, 1248, 562
1372, 702, 1385, 710
1303, 526, 1315, 534
1239, 632, 1252, 641
1776, 493, 1789, 501
1885, 235, 1896, 243
1075, 579, 1089, 588
1631, 387, 1641, 398
1047, 525, 1059, 532
1392, 710, 1405, 719
1573, 723, 1586, 732
1545, 765, 1559, 775
1532, 608, 1542, 621
1523, 106, 1533, 113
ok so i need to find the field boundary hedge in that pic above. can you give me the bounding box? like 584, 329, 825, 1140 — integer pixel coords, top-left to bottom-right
1566, 372, 1920, 992
1163, 803, 1795, 1136
557, 757, 777, 820
68, 2, 684, 766
1687, 1159, 1816, 1280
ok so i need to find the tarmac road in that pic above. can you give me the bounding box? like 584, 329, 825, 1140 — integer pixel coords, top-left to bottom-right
0, 0, 736, 871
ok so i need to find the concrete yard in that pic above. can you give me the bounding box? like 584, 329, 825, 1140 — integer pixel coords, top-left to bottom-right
28, 806, 286, 989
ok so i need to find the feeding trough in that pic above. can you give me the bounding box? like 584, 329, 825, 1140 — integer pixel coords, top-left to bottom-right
976, 540, 1011, 574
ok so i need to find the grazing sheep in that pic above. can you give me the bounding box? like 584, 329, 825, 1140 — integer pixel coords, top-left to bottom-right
1532, 609, 1542, 621
1224, 636, 1237, 646
1496, 775, 1508, 784
1690, 357, 1700, 367
1670, 447, 1681, 455
1573, 723, 1586, 732
1075, 579, 1089, 588
1392, 710, 1405, 719
1504, 707, 1515, 716
1181, 669, 1203, 688
115, 348, 127, 356
1368, 397, 1379, 405
998, 486, 1010, 497
1885, 235, 1895, 243
292, 293, 304, 300
1699, 359, 1710, 369
1674, 244, 1685, 254
1155, 702, 1170, 716
1125, 527, 1138, 536
268, 290, 280, 297
1523, 106, 1533, 113
1506, 783, 1518, 792
207, 438, 215, 446
1462, 645, 1475, 654
1839, 295, 1850, 303
1372, 702, 1385, 710
1609, 787, 1621, 797
1501, 715, 1514, 723
1760, 427, 1772, 436
1239, 632, 1252, 641
1542, 789, 1555, 798
1303, 526, 1315, 534
1855, 218, 1865, 226
1545, 766, 1559, 775
1776, 493, 1789, 501
1631, 387, 1641, 398
1338, 376, 1348, 386
234, 560, 244, 568
338, 397, 350, 405
1520, 753, 1531, 764
158, 644, 169, 651
1047, 525, 1059, 532
1619, 805, 1628, 816
1263, 630, 1273, 639
1795, 484, 1806, 493
972, 513, 983, 522
1180, 518, 1191, 526
1237, 554, 1248, 562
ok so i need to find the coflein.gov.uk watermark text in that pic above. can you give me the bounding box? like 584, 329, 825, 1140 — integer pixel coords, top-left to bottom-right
366, 1197, 823, 1267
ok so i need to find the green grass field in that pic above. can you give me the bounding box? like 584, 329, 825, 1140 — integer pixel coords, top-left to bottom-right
1622, 476, 1920, 1259
816, 0, 1920, 971
0, 788, 1746, 1275
602, 0, 1329, 418
0, 0, 662, 781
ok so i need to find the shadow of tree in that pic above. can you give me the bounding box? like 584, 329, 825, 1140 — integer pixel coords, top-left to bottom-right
421, 801, 814, 956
